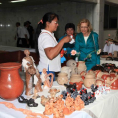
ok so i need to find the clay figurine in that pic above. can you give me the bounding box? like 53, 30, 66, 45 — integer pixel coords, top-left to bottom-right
22, 50, 42, 98
40, 68, 54, 89
48, 88, 60, 98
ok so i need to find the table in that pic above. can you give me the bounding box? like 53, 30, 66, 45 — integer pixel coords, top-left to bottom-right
0, 45, 36, 52
100, 58, 118, 66
103, 44, 118, 54
0, 82, 92, 118
0, 80, 118, 118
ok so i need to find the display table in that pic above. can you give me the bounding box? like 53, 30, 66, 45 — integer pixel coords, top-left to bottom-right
0, 82, 92, 118
0, 80, 118, 118
103, 44, 118, 54
100, 57, 118, 66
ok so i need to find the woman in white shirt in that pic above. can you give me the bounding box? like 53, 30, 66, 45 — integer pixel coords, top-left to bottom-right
37, 12, 72, 80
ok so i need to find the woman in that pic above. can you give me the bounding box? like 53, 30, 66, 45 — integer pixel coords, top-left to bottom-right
37, 12, 72, 80
58, 23, 75, 55
75, 19, 100, 71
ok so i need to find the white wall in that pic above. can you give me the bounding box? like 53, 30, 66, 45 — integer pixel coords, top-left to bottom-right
0, 2, 95, 47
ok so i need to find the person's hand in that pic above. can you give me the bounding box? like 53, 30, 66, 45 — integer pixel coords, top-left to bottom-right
62, 36, 72, 43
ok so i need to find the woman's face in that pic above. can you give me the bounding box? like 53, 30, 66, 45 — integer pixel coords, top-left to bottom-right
47, 17, 59, 32
66, 28, 74, 36
80, 23, 89, 35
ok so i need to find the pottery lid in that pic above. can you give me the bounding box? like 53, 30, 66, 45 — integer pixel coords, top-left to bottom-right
0, 62, 21, 69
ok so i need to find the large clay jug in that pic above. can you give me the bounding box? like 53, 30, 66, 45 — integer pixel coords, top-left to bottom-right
0, 62, 24, 100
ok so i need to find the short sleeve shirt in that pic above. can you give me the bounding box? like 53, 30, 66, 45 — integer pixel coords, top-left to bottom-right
37, 29, 61, 72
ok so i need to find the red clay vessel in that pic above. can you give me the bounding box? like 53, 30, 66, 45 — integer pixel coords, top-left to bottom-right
0, 62, 24, 100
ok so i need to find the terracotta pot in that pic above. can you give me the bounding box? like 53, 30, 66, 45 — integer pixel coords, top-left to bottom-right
85, 73, 95, 79
77, 61, 87, 74
70, 74, 82, 83
110, 79, 118, 90
83, 79, 96, 88
57, 73, 68, 85
69, 81, 83, 91
0, 62, 24, 100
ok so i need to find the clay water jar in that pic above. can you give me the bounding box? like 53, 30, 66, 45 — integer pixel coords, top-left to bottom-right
95, 70, 103, 78
0, 62, 24, 100
85, 73, 95, 79
70, 74, 83, 83
57, 73, 68, 85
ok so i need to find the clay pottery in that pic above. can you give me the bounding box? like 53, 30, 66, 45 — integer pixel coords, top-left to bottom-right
95, 70, 103, 78
70, 74, 83, 83
96, 79, 104, 86
85, 73, 95, 79
63, 107, 72, 115
77, 61, 87, 74
57, 73, 68, 85
83, 79, 96, 88
110, 72, 117, 78
61, 66, 72, 79
110, 78, 118, 90
101, 74, 111, 87
69, 81, 83, 91
0, 62, 24, 100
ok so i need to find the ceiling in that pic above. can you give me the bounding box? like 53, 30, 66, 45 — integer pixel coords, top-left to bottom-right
0, 0, 97, 8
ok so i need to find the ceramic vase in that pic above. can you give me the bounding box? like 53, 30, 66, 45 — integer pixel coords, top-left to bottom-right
0, 62, 24, 100
57, 73, 68, 85
77, 61, 87, 74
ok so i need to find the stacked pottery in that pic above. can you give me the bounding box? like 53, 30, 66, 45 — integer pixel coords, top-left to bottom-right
77, 61, 87, 74
57, 73, 68, 85
83, 72, 96, 88
95, 70, 104, 79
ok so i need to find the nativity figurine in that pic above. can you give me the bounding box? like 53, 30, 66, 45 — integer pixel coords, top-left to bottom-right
40, 68, 54, 89
22, 50, 42, 98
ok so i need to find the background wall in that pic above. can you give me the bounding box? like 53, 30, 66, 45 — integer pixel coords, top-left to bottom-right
0, 2, 95, 47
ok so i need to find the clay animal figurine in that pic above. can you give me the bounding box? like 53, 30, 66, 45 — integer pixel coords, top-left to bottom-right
64, 83, 76, 93
48, 88, 60, 98
40, 68, 54, 89
22, 50, 42, 98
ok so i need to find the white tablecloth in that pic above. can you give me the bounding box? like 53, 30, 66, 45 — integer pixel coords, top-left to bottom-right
100, 58, 118, 66
0, 81, 118, 118
103, 44, 118, 54
0, 82, 92, 118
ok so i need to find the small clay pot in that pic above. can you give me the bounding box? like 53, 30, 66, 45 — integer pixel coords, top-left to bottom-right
96, 79, 104, 86
83, 79, 96, 88
57, 73, 68, 85
70, 74, 82, 83
85, 73, 95, 79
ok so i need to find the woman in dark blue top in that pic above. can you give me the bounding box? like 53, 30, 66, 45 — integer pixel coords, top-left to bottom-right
58, 23, 75, 55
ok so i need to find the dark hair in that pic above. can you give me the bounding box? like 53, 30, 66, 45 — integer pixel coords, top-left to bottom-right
35, 12, 59, 53
38, 12, 59, 34
24, 21, 29, 26
65, 23, 75, 31
16, 22, 20, 26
